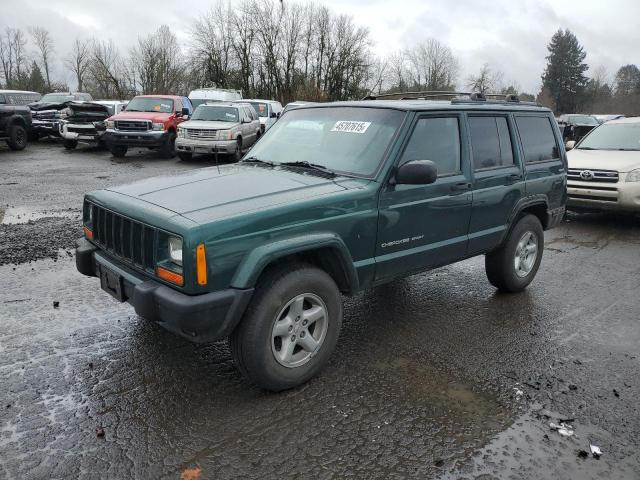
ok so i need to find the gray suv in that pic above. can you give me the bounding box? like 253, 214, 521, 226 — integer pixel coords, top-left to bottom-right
176, 102, 261, 161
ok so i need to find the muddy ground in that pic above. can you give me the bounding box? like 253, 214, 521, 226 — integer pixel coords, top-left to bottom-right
1, 141, 639, 479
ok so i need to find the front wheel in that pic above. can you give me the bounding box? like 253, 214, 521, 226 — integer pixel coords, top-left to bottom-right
230, 264, 343, 391
160, 131, 176, 158
485, 214, 544, 293
109, 145, 127, 158
232, 138, 242, 162
63, 139, 78, 150
177, 152, 192, 162
7, 124, 27, 150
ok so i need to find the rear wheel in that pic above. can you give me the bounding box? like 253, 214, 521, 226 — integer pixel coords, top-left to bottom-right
109, 145, 127, 158
7, 124, 27, 150
485, 214, 544, 292
230, 264, 343, 391
160, 131, 177, 158
177, 152, 192, 162
63, 139, 78, 150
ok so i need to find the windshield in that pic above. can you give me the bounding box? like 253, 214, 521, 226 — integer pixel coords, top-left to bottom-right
245, 107, 405, 177
41, 94, 73, 103
191, 105, 239, 122
567, 115, 599, 126
125, 97, 174, 113
248, 102, 269, 118
578, 123, 640, 151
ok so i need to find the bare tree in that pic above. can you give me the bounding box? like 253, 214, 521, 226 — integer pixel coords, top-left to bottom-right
404, 39, 458, 91
466, 63, 503, 94
29, 26, 54, 90
85, 39, 130, 99
131, 25, 184, 94
0, 28, 29, 89
65, 38, 91, 91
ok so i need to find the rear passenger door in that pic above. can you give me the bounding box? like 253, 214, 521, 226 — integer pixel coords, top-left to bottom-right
514, 115, 566, 212
375, 113, 473, 280
467, 114, 525, 254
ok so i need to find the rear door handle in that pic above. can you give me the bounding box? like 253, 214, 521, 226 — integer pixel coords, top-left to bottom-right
506, 174, 521, 184
450, 182, 471, 192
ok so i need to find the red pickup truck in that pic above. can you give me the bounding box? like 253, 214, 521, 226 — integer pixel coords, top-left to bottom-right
103, 95, 193, 158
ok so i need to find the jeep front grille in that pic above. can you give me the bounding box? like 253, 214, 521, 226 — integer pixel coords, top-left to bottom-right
567, 168, 618, 183
186, 128, 219, 140
114, 120, 151, 132
90, 204, 156, 271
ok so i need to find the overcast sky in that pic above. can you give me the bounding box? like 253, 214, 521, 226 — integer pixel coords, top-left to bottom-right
2, 0, 639, 93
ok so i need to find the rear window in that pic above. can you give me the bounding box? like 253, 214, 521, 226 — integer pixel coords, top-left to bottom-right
5, 92, 42, 105
515, 116, 559, 163
469, 116, 515, 170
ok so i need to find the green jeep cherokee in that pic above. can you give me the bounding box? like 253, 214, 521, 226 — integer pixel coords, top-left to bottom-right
76, 94, 566, 391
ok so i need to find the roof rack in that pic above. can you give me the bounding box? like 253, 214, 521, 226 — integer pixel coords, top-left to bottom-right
362, 91, 541, 106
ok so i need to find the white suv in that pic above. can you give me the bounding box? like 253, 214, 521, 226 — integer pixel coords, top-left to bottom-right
175, 102, 261, 161
566, 117, 640, 212
244, 99, 283, 133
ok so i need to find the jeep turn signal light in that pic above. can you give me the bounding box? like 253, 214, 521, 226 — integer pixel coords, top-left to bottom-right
83, 226, 93, 240
156, 266, 184, 286
196, 244, 207, 286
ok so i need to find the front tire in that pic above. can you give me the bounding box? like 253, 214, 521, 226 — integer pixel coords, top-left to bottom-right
232, 138, 242, 162
109, 145, 127, 158
63, 139, 78, 150
7, 124, 27, 150
160, 131, 177, 158
177, 152, 192, 162
230, 264, 343, 391
485, 214, 544, 293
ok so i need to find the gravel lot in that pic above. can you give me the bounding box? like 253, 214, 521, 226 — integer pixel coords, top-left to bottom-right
1, 141, 639, 479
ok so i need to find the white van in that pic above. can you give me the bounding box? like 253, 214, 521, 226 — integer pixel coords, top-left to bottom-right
188, 88, 243, 108
244, 99, 283, 132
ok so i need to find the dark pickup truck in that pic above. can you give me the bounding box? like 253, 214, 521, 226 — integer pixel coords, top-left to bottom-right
0, 90, 40, 150
29, 92, 93, 139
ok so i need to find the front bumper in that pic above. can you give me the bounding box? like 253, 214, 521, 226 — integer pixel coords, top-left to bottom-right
103, 129, 168, 149
175, 137, 237, 154
76, 238, 253, 343
567, 179, 640, 212
59, 122, 103, 142
32, 119, 59, 136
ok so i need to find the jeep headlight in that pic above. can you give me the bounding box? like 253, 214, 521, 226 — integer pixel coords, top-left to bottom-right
178, 127, 185, 138
168, 236, 183, 266
626, 169, 640, 182
152, 123, 165, 131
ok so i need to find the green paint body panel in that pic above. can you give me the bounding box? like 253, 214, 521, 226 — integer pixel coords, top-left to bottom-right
83, 100, 567, 298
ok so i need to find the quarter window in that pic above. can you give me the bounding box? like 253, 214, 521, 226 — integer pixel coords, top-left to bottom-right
469, 116, 514, 170
515, 116, 559, 163
400, 117, 461, 176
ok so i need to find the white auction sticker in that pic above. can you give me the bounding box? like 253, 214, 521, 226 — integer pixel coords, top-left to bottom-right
331, 121, 371, 134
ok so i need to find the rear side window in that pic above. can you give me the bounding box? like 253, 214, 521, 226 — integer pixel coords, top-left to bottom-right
400, 117, 461, 176
515, 116, 559, 163
469, 116, 514, 170
0, 94, 5, 104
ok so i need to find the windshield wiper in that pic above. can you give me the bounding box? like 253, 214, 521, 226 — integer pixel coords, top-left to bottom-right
577, 147, 597, 150
280, 161, 337, 177
241, 156, 277, 167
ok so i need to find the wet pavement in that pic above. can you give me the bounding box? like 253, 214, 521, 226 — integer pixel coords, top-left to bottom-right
1, 142, 639, 479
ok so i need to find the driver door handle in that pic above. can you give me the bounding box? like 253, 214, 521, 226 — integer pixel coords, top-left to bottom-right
506, 173, 522, 184
450, 182, 471, 192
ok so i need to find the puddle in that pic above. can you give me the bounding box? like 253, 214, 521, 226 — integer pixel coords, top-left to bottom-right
0, 207, 80, 225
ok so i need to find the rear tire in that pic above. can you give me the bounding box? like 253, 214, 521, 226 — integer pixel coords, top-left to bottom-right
63, 139, 78, 150
109, 145, 127, 158
7, 124, 27, 150
230, 264, 343, 391
177, 152, 192, 162
485, 214, 544, 293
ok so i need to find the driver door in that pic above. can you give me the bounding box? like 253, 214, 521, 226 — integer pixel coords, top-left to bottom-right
375, 113, 473, 281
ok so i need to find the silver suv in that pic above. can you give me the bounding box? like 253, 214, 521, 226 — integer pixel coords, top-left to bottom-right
176, 102, 261, 161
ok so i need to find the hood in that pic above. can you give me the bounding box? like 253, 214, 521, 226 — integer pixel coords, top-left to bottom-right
568, 148, 640, 172
180, 119, 240, 130
29, 101, 69, 111
107, 164, 351, 224
67, 101, 110, 113
110, 111, 173, 122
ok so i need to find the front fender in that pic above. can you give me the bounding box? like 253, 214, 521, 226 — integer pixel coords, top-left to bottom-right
230, 232, 359, 292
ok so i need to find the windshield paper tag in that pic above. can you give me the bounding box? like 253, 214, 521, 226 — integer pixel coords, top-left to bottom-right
331, 121, 371, 134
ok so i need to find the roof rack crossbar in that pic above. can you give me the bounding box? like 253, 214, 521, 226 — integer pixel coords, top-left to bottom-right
363, 90, 543, 107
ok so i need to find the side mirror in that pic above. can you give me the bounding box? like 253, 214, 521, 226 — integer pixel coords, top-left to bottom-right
393, 160, 438, 185
270, 111, 278, 118
181, 107, 190, 117
565, 140, 576, 151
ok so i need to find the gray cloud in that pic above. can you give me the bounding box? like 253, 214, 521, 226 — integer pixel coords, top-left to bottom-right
1, 0, 638, 93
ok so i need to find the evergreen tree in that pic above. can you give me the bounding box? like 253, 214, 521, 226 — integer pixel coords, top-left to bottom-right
28, 61, 46, 93
541, 29, 588, 114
